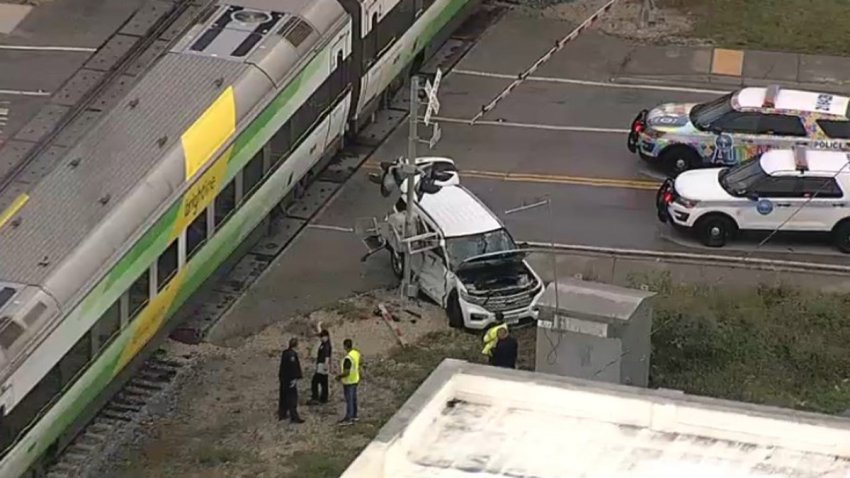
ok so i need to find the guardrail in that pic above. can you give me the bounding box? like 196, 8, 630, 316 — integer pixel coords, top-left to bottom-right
518, 241, 850, 276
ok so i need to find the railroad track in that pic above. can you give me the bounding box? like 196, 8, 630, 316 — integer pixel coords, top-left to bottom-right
47, 353, 186, 478
37, 2, 508, 477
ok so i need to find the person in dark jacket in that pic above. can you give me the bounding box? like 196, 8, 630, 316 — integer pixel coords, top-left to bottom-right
491, 327, 518, 369
309, 328, 332, 404
278, 337, 305, 423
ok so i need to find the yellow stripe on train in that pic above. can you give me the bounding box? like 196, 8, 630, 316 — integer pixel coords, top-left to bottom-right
181, 86, 236, 180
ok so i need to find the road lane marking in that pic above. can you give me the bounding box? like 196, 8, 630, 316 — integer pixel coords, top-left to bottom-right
0, 45, 97, 52
453, 69, 728, 95
0, 89, 50, 97
361, 163, 660, 191
434, 116, 629, 133
306, 224, 355, 233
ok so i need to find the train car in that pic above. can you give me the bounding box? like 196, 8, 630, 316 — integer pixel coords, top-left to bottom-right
0, 0, 478, 475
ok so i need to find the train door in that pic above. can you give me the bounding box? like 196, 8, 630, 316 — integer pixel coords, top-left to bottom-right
361, 0, 382, 108
325, 33, 349, 148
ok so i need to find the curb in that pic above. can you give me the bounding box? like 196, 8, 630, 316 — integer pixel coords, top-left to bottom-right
519, 242, 850, 275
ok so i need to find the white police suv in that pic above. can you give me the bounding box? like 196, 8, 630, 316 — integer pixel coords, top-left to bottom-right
656, 146, 850, 252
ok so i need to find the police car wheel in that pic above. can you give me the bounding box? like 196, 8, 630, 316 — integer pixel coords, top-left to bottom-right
446, 291, 464, 329
832, 220, 850, 253
660, 147, 700, 176
695, 214, 735, 248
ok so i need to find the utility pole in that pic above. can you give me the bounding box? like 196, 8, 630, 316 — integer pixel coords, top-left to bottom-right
399, 70, 443, 300
400, 76, 420, 299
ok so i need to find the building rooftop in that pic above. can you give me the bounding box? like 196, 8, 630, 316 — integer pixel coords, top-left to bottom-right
341, 359, 850, 478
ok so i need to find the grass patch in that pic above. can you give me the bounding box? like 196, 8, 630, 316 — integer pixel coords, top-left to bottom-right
196, 445, 243, 467
639, 273, 850, 414
660, 0, 850, 56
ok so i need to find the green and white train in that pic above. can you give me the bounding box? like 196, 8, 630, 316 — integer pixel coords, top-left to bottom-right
0, 0, 477, 474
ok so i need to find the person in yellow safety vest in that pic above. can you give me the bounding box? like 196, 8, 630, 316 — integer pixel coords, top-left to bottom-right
335, 338, 361, 425
482, 312, 508, 365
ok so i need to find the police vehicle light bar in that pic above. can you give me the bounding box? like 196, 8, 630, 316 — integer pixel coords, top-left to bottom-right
793, 145, 809, 172
763, 85, 781, 108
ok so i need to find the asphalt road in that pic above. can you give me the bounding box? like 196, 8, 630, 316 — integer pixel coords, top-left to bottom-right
0, 0, 145, 144
308, 14, 850, 264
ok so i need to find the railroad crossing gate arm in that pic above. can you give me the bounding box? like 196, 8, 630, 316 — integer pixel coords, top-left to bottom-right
355, 217, 388, 261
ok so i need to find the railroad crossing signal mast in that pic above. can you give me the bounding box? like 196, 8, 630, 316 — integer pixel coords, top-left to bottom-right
399, 70, 443, 299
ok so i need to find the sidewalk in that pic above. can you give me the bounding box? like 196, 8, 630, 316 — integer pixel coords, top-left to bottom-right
459, 12, 850, 95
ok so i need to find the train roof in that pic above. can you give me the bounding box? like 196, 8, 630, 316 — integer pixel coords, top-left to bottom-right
0, 0, 341, 288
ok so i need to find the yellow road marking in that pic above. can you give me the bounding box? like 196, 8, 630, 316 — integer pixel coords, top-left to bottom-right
0, 193, 28, 230
361, 163, 659, 191
711, 48, 744, 76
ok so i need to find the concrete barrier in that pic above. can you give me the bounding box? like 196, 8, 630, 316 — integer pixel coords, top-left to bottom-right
521, 242, 850, 292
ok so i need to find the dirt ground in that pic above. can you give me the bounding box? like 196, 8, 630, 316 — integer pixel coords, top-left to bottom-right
515, 0, 703, 46
106, 289, 536, 478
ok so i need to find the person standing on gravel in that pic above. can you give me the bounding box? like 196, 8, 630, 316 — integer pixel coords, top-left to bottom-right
309, 328, 332, 405
335, 338, 361, 425
278, 337, 305, 424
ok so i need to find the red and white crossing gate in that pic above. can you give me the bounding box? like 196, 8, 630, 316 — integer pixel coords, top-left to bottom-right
469, 0, 623, 125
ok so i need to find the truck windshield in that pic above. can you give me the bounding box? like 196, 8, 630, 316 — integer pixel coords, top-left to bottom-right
719, 158, 769, 195
690, 93, 734, 130
445, 228, 516, 268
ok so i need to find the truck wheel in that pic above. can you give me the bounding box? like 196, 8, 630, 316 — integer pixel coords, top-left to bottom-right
660, 147, 701, 176
389, 247, 403, 279
695, 214, 736, 247
446, 291, 464, 329
832, 220, 850, 253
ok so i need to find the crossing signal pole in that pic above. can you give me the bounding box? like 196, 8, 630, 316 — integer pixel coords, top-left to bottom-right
399, 70, 443, 299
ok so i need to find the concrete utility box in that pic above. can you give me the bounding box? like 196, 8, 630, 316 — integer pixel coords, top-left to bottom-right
535, 278, 655, 387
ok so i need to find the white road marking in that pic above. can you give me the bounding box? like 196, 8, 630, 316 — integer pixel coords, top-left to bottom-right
0, 45, 97, 52
453, 69, 728, 95
307, 224, 355, 233
434, 116, 629, 133
0, 89, 50, 96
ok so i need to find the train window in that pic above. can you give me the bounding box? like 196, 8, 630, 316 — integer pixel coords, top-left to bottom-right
329, 55, 346, 103
214, 180, 237, 230
128, 269, 150, 319
242, 150, 264, 200
0, 365, 61, 454
59, 332, 92, 388
270, 121, 292, 161
157, 240, 178, 291
0, 317, 23, 349
186, 208, 208, 261
94, 301, 121, 352
291, 97, 318, 146
0, 287, 14, 309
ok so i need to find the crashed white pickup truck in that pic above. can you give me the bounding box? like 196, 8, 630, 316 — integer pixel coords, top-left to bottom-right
358, 157, 544, 330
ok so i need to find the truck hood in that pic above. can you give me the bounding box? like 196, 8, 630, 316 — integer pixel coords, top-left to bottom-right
456, 250, 528, 274
674, 168, 734, 201
646, 102, 698, 132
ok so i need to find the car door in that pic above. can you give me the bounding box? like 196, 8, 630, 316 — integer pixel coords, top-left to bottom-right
755, 113, 808, 152
737, 175, 801, 230
792, 176, 848, 230
709, 111, 763, 166
409, 217, 448, 303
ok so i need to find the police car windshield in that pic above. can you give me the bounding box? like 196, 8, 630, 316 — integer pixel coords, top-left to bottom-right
445, 228, 516, 268
719, 158, 768, 195
690, 93, 734, 129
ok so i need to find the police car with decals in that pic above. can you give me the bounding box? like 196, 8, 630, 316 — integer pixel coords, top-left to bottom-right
628, 85, 850, 174
656, 146, 850, 252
